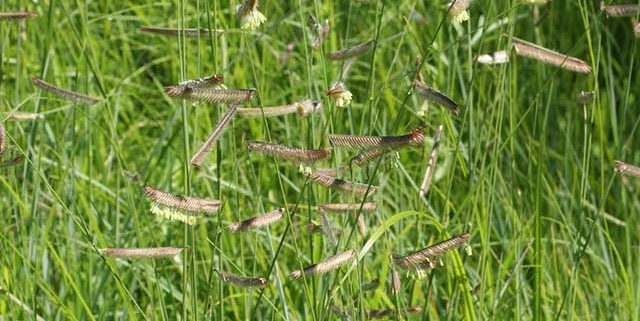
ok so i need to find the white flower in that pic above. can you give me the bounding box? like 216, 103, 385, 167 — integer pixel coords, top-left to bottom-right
327, 82, 353, 107
241, 9, 266, 30
448, 0, 471, 22
236, 1, 266, 30
449, 10, 469, 22
476, 50, 510, 65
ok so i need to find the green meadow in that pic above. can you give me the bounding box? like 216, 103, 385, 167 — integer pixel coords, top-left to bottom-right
1, 0, 640, 320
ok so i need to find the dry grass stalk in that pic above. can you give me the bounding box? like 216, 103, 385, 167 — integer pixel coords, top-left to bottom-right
0, 12, 36, 20
307, 171, 377, 197
393, 232, 470, 270
227, 208, 284, 232
511, 37, 592, 74
420, 125, 444, 196
327, 40, 374, 60
247, 141, 329, 164
217, 271, 267, 288
191, 103, 240, 166
615, 160, 640, 177
101, 247, 184, 258
601, 4, 639, 17
237, 99, 322, 118
32, 77, 100, 105
414, 80, 460, 114
139, 26, 222, 37
329, 126, 425, 150
634, 21, 640, 37
164, 75, 225, 96
290, 249, 356, 279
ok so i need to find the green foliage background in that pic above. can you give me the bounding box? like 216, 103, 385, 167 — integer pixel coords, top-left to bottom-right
1, 0, 639, 320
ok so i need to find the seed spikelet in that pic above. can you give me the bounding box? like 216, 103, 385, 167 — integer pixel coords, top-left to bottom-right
0, 12, 36, 20
615, 160, 640, 178
227, 208, 284, 233
32, 77, 100, 105
140, 26, 223, 37
247, 141, 329, 164
512, 37, 592, 74
191, 103, 240, 166
217, 270, 267, 288
414, 81, 460, 114
419, 125, 444, 196
327, 40, 374, 60
307, 171, 377, 197
393, 232, 470, 270
290, 249, 356, 279
101, 247, 184, 258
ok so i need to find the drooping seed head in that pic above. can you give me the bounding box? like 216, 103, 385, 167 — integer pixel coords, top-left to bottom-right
520, 0, 549, 5
139, 26, 223, 38
307, 170, 378, 197
191, 103, 240, 166
246, 141, 330, 164
419, 125, 444, 196
615, 160, 640, 177
414, 80, 460, 114
227, 208, 284, 233
511, 37, 592, 74
32, 77, 100, 105
290, 249, 356, 279
144, 186, 222, 214
393, 232, 471, 270
165, 75, 225, 96
390, 270, 401, 294
327, 40, 374, 60
601, 4, 640, 17
6, 111, 43, 121
319, 202, 377, 213
0, 12, 37, 20
329, 126, 425, 150
366, 307, 423, 319
217, 270, 267, 288
101, 247, 185, 259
